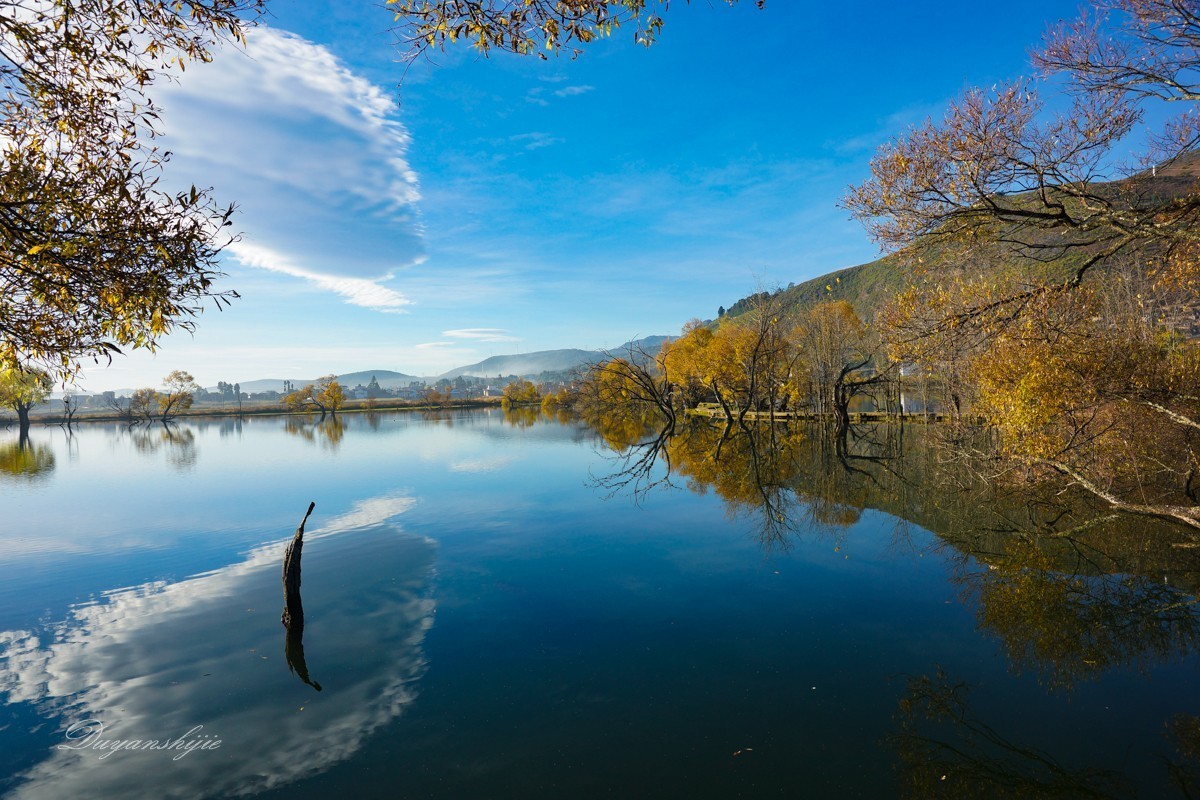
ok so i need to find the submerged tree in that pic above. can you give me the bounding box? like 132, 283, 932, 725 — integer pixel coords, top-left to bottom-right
129, 388, 158, 423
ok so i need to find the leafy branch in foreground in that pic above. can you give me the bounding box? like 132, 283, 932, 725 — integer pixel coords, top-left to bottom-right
386, 0, 761, 59
0, 0, 263, 379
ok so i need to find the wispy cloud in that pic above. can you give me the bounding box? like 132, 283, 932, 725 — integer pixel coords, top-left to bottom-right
443, 328, 520, 343
156, 27, 424, 309
415, 341, 456, 349
554, 85, 594, 98
509, 132, 562, 151
525, 82, 593, 105
229, 241, 413, 311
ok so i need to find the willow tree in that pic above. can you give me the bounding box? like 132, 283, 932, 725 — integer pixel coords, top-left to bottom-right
844, 0, 1200, 530
0, 0, 264, 378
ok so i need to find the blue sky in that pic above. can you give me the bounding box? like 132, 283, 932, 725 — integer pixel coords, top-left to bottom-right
80, 0, 1083, 390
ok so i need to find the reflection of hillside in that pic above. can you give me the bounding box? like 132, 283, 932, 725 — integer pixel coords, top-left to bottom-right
0, 494, 434, 799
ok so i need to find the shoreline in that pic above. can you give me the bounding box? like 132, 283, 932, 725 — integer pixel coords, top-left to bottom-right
5, 397, 507, 427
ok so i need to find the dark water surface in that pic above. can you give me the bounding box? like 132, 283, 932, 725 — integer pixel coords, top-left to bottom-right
0, 410, 1197, 798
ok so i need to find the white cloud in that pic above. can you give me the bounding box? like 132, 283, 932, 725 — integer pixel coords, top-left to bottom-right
442, 328, 520, 343
156, 27, 424, 309
227, 241, 413, 312
415, 341, 456, 350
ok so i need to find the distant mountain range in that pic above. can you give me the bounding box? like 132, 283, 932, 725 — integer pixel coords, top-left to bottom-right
207, 370, 419, 395
80, 339, 669, 399
72, 335, 675, 398
437, 337, 671, 380
437, 349, 600, 380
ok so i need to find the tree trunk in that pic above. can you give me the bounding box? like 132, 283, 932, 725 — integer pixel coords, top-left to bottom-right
710, 380, 733, 422
281, 501, 316, 630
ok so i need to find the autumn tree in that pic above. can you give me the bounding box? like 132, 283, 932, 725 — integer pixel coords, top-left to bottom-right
576, 349, 675, 429
422, 387, 449, 406
722, 291, 797, 425
0, 0, 263, 377
318, 376, 345, 415
661, 292, 796, 424
844, 0, 1200, 529
285, 375, 344, 419
502, 379, 541, 405
660, 320, 723, 411
0, 365, 52, 435
790, 300, 889, 432
129, 388, 158, 422
157, 370, 200, 422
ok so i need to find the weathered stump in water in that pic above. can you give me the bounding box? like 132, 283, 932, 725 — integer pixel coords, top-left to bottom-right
281, 501, 315, 630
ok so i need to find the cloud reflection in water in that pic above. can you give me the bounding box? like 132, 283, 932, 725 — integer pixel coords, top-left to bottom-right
0, 493, 435, 798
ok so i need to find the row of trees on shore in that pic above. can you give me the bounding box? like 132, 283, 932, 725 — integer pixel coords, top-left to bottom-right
575, 255, 1199, 531
0, 369, 357, 429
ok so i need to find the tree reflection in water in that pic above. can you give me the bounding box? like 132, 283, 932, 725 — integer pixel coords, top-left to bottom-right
955, 538, 1200, 692
0, 434, 55, 482
125, 424, 198, 470
587, 417, 1200, 786
501, 405, 540, 429
284, 416, 344, 450
892, 668, 1132, 799
587, 417, 914, 547
892, 667, 1200, 799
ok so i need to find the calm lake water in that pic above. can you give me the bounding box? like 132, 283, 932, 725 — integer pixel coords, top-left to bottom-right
0, 409, 1198, 798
